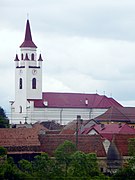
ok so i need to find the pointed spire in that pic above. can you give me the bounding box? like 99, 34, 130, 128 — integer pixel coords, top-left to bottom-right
24, 53, 29, 60
38, 54, 43, 61
14, 54, 20, 61
20, 19, 37, 48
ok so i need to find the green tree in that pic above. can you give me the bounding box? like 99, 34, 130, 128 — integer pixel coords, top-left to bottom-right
128, 138, 135, 156
33, 153, 62, 179
128, 138, 135, 170
112, 138, 135, 180
54, 140, 77, 177
68, 151, 101, 178
0, 146, 7, 157
0, 157, 34, 180
0, 107, 9, 128
19, 159, 33, 175
112, 167, 135, 180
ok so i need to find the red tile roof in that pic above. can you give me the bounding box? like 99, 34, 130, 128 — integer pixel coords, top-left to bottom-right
60, 128, 75, 134
20, 19, 37, 48
32, 122, 49, 131
0, 128, 41, 154
39, 134, 106, 157
95, 107, 135, 123
33, 92, 123, 108
81, 124, 135, 141
60, 120, 86, 134
114, 134, 135, 156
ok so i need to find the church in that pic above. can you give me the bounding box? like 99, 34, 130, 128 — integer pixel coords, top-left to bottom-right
11, 19, 123, 124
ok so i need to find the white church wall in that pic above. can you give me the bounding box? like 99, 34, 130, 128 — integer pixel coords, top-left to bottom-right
23, 107, 108, 125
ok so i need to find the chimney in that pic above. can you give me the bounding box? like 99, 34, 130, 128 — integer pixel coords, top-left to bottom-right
101, 124, 105, 130
43, 101, 48, 106
118, 122, 122, 128
85, 98, 89, 106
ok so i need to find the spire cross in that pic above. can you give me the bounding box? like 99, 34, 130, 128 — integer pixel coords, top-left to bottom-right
27, 13, 29, 20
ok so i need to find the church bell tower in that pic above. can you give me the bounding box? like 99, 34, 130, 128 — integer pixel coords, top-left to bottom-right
13, 19, 43, 123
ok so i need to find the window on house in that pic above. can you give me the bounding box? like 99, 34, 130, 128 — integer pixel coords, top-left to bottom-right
32, 78, 36, 89
19, 78, 22, 89
20, 106, 22, 113
21, 53, 23, 60
31, 53, 34, 60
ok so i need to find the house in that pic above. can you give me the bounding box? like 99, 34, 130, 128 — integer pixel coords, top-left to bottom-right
38, 133, 135, 172
60, 118, 98, 134
39, 134, 106, 157
94, 106, 135, 126
81, 123, 135, 141
0, 128, 41, 162
113, 134, 135, 157
10, 19, 123, 125
0, 125, 134, 172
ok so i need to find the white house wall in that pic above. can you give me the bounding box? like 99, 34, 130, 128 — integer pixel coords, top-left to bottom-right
22, 107, 108, 124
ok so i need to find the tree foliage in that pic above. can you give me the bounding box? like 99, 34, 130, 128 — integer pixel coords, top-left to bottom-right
54, 140, 77, 177
55, 140, 77, 163
112, 138, 135, 180
0, 146, 7, 157
68, 151, 100, 178
0, 107, 9, 128
0, 141, 110, 179
32, 153, 63, 179
0, 157, 33, 179
128, 138, 135, 156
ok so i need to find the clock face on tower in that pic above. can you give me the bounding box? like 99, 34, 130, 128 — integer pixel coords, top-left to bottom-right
32, 69, 37, 75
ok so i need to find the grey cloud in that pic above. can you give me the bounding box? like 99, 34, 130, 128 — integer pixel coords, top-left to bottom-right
1, 0, 135, 41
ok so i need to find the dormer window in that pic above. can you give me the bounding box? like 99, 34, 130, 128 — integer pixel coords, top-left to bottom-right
32, 78, 36, 89
31, 53, 34, 60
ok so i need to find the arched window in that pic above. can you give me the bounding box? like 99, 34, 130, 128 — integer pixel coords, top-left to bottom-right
31, 53, 34, 60
32, 78, 36, 89
19, 106, 22, 113
19, 78, 22, 89
21, 53, 23, 60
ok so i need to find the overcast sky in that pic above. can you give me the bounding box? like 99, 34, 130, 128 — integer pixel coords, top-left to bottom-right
1, 0, 135, 114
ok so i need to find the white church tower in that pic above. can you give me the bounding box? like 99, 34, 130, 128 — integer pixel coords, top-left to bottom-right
12, 19, 43, 124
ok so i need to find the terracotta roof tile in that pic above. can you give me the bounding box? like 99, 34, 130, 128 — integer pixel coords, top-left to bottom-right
81, 124, 135, 141
113, 134, 135, 156
39, 134, 106, 157
0, 128, 40, 152
95, 107, 135, 123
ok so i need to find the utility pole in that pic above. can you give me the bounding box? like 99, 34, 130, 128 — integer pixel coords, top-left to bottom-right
76, 115, 83, 150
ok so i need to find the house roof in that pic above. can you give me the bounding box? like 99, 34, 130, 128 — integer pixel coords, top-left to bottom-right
39, 134, 106, 157
20, 19, 37, 48
33, 92, 123, 109
95, 107, 135, 123
0, 128, 40, 153
81, 123, 135, 141
60, 119, 99, 135
60, 119, 88, 134
113, 134, 135, 156
40, 121, 63, 130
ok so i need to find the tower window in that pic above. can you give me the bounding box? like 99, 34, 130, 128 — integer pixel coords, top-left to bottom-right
20, 106, 22, 113
19, 78, 23, 89
21, 53, 23, 60
31, 53, 34, 60
32, 78, 36, 89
